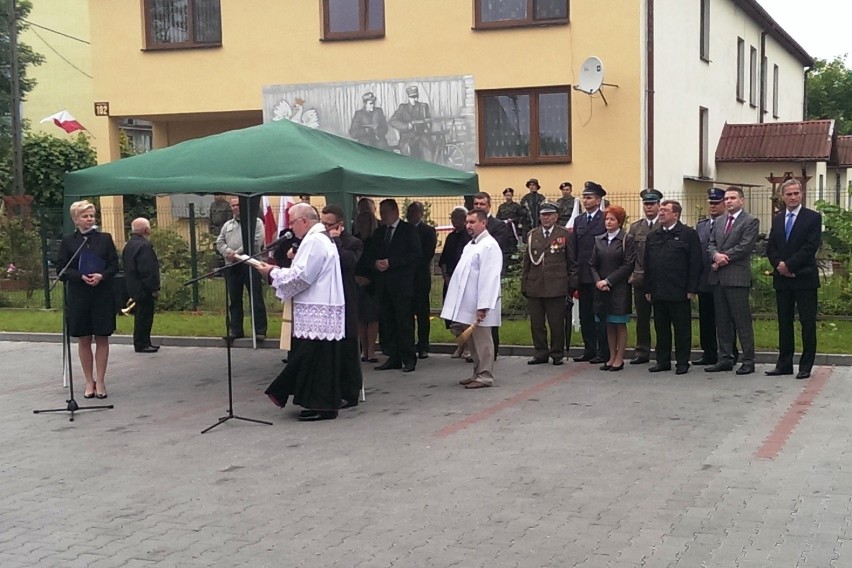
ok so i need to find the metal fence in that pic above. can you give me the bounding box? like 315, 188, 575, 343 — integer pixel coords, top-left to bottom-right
2, 191, 850, 319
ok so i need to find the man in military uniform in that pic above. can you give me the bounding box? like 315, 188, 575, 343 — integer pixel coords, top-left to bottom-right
570, 181, 609, 363
520, 178, 546, 233
349, 91, 389, 149
626, 188, 662, 365
556, 182, 576, 226
390, 85, 432, 160
522, 202, 576, 366
496, 187, 525, 249
693, 188, 739, 366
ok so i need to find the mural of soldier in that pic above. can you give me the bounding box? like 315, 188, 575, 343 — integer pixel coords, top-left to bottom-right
348, 92, 389, 149
390, 85, 433, 160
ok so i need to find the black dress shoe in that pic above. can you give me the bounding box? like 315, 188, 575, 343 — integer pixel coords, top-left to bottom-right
648, 364, 671, 372
573, 355, 594, 362
340, 399, 359, 409
764, 368, 794, 376
375, 360, 402, 371
629, 357, 649, 365
705, 363, 733, 372
135, 346, 159, 353
552, 359, 564, 366
402, 363, 416, 373
608, 363, 624, 372
675, 365, 689, 375
297, 410, 338, 421
735, 364, 755, 375
796, 370, 811, 380
527, 358, 548, 365
599, 364, 611, 371
589, 357, 607, 364
222, 333, 244, 341
417, 350, 429, 359
691, 357, 715, 366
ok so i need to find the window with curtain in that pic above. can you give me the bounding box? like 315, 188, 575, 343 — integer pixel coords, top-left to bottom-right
323, 0, 385, 40
477, 87, 571, 165
474, 0, 568, 29
144, 0, 221, 49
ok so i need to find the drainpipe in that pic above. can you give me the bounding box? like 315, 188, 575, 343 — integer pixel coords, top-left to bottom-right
646, 0, 655, 188
759, 32, 766, 123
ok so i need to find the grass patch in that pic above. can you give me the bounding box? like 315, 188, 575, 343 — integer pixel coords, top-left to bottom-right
1, 308, 849, 354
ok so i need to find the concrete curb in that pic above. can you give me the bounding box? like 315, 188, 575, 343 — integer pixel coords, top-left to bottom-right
2, 332, 850, 367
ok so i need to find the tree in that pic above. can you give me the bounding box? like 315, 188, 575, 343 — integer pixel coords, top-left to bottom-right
21, 131, 96, 208
0, 0, 46, 192
806, 55, 852, 135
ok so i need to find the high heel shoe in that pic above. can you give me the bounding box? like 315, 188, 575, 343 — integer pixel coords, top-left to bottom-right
608, 363, 625, 372
599, 363, 612, 371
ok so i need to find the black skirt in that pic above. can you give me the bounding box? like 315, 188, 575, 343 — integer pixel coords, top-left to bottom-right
65, 280, 116, 337
265, 338, 343, 412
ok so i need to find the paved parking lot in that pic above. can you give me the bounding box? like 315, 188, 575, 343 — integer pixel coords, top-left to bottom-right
2, 339, 851, 567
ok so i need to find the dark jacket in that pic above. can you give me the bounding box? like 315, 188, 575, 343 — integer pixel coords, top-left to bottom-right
58, 230, 120, 286
590, 229, 635, 316
122, 233, 161, 301
644, 221, 702, 302
413, 221, 438, 290
521, 225, 575, 298
694, 216, 719, 293
766, 207, 821, 290
335, 230, 364, 338
486, 215, 511, 255
365, 219, 422, 298
571, 209, 606, 285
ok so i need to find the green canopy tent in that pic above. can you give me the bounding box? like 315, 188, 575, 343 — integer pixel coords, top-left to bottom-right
63, 118, 478, 345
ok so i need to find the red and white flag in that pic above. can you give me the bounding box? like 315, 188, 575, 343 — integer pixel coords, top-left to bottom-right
261, 196, 278, 248
277, 196, 296, 234
40, 110, 86, 134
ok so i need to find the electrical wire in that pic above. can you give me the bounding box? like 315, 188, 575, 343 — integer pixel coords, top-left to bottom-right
22, 19, 90, 44
30, 28, 93, 79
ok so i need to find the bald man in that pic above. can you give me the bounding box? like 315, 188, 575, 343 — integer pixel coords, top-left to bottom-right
123, 218, 161, 353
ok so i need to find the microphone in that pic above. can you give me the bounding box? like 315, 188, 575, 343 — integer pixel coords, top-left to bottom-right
266, 230, 295, 250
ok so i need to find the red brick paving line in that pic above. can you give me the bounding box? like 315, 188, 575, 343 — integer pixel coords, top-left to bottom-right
433, 366, 584, 439
755, 366, 833, 460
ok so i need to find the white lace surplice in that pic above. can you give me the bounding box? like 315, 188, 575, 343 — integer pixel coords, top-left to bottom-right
269, 224, 345, 341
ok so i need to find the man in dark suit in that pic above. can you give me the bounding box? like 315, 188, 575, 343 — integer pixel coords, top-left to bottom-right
522, 202, 576, 366
644, 200, 702, 375
407, 202, 438, 359
626, 188, 662, 365
122, 217, 161, 353
369, 199, 422, 372
472, 191, 511, 358
765, 179, 822, 380
571, 181, 609, 364
706, 186, 760, 375
322, 205, 364, 407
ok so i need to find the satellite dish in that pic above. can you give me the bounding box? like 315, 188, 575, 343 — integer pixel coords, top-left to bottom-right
576, 56, 604, 95
574, 56, 619, 105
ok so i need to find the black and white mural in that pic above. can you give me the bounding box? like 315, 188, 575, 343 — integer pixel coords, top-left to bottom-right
262, 75, 476, 172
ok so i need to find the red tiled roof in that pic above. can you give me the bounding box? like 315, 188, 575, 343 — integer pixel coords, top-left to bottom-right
836, 136, 852, 167
715, 120, 835, 162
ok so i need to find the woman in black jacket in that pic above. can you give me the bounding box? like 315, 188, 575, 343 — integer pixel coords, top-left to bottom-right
589, 205, 635, 371
57, 200, 120, 399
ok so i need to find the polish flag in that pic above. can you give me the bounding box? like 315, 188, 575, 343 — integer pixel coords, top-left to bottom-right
277, 196, 296, 234
565, 197, 581, 232
40, 110, 86, 134
261, 196, 277, 247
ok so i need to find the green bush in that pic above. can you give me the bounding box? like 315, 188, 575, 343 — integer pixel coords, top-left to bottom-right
157, 269, 195, 311
0, 215, 43, 294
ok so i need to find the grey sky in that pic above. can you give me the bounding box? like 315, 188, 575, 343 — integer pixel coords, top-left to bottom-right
760, 0, 851, 62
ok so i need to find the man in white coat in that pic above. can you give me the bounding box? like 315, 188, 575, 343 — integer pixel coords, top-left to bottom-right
440, 209, 503, 389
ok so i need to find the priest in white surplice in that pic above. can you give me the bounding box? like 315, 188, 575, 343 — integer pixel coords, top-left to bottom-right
253, 203, 346, 421
440, 209, 503, 389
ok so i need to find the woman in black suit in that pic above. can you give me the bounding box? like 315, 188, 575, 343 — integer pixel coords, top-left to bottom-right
57, 200, 120, 399
589, 205, 635, 371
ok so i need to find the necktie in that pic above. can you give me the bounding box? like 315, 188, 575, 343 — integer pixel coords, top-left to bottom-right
384, 226, 393, 246
710, 219, 715, 232
648, 220, 653, 229
784, 212, 794, 241
724, 215, 734, 235
587, 214, 592, 223
543, 229, 550, 240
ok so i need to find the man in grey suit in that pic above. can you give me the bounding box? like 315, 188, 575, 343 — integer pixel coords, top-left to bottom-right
705, 187, 759, 375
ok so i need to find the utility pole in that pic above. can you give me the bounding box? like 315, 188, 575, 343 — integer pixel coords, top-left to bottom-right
8, 0, 24, 195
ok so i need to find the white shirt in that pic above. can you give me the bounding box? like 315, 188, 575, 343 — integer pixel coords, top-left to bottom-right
440, 230, 503, 327
269, 223, 345, 340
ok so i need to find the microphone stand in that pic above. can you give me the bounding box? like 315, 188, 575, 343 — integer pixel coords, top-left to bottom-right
185, 249, 274, 434
34, 236, 115, 421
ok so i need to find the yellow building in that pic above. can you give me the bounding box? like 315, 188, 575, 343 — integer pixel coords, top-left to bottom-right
21, 0, 94, 136
87, 0, 810, 242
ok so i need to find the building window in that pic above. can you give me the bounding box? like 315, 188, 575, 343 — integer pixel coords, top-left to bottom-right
736, 38, 745, 101
477, 87, 571, 165
322, 0, 385, 40
699, 0, 710, 61
474, 0, 569, 29
699, 107, 709, 178
143, 0, 221, 49
772, 64, 780, 118
749, 46, 758, 107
